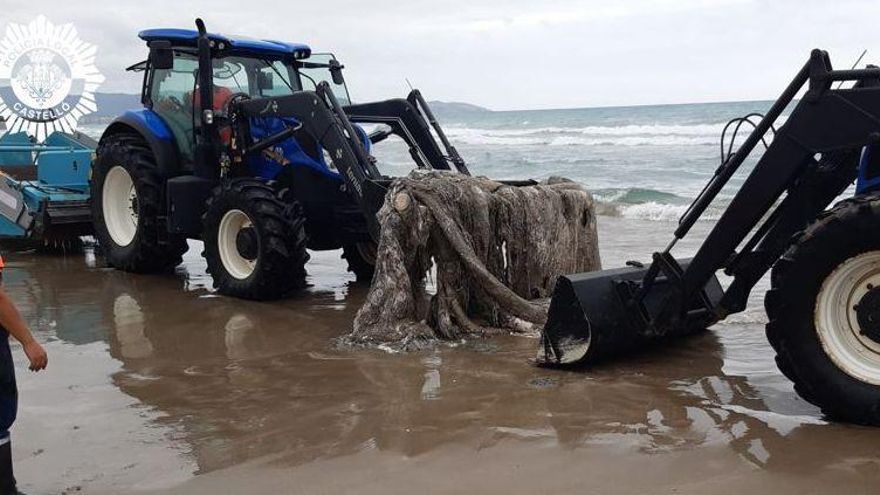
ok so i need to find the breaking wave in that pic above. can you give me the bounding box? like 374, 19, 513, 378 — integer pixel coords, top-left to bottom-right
444, 123, 723, 147
592, 187, 688, 205
591, 187, 722, 222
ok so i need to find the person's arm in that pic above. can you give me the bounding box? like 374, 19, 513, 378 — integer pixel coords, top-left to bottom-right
0, 289, 46, 371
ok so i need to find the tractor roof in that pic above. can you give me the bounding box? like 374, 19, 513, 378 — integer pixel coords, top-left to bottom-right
138, 29, 311, 60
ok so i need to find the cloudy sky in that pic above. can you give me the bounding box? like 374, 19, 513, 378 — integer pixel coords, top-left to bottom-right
4, 0, 878, 110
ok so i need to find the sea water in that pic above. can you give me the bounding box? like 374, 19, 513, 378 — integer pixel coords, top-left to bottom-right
427, 100, 784, 222
77, 99, 787, 223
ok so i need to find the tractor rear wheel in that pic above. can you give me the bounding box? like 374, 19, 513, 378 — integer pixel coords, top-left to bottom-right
342, 242, 376, 282
91, 133, 187, 272
202, 178, 309, 300
766, 193, 880, 424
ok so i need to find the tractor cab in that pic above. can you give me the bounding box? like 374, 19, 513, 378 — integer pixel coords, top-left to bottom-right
133, 28, 351, 178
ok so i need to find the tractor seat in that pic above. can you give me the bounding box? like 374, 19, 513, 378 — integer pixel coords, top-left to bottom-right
190, 86, 235, 114
189, 87, 236, 144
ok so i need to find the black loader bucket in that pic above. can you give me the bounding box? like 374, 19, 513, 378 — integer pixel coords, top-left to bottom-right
538, 258, 723, 366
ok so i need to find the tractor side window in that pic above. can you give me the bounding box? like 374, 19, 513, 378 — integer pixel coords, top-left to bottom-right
299, 53, 351, 105
150, 54, 198, 164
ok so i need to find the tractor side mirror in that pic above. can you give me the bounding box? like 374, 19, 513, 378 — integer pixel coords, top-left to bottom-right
149, 41, 174, 70
329, 59, 345, 85
258, 71, 274, 91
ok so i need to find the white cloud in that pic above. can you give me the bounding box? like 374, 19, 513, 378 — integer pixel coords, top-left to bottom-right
419, 0, 754, 33
2, 0, 878, 109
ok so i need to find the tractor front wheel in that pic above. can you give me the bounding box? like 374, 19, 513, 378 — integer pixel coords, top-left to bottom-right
766, 193, 880, 425
91, 133, 187, 272
202, 178, 309, 300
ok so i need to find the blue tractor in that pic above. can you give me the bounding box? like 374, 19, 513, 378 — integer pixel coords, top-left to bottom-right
94, 19, 475, 300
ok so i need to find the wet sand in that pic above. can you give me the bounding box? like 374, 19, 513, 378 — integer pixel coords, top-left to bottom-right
4, 217, 880, 494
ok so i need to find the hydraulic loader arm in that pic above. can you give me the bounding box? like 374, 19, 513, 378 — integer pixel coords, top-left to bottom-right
343, 89, 470, 174
649, 50, 880, 329
539, 50, 880, 367
233, 82, 386, 235
232, 84, 475, 239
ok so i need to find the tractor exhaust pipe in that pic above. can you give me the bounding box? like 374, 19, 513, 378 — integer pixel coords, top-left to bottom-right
193, 18, 219, 180
538, 259, 723, 366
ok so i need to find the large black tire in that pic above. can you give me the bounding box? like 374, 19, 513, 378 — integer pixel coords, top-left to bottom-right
342, 242, 376, 282
765, 193, 880, 424
202, 178, 309, 300
91, 133, 187, 272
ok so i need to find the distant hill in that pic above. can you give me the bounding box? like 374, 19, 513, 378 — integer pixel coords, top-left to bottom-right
83, 93, 141, 122
427, 101, 491, 115
82, 93, 491, 123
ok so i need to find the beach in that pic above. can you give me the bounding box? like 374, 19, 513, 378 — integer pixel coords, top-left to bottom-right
5, 102, 880, 493
1, 216, 877, 494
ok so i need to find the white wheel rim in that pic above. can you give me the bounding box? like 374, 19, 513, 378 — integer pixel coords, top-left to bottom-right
102, 166, 138, 247
815, 251, 880, 385
218, 209, 257, 280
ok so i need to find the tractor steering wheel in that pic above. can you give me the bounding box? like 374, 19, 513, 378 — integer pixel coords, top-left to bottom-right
215, 92, 250, 146
221, 92, 251, 118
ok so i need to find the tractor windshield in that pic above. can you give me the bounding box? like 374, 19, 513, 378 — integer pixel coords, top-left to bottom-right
149, 52, 304, 164
210, 56, 301, 98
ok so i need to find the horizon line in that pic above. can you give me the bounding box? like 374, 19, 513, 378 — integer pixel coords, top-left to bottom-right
93, 91, 778, 113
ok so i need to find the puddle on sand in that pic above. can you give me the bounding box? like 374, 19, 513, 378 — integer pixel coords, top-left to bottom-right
1, 219, 880, 493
